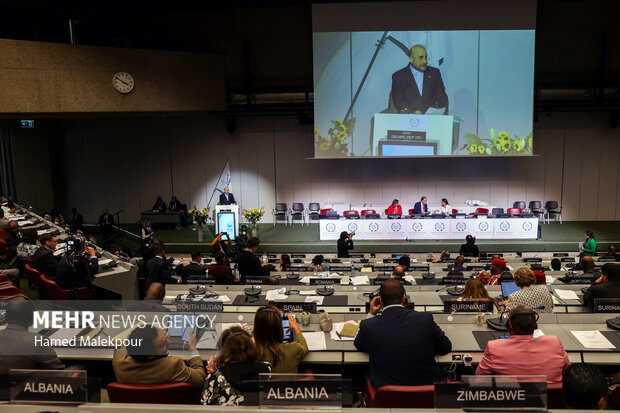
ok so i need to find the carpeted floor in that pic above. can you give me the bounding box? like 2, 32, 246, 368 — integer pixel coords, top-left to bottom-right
106, 220, 620, 255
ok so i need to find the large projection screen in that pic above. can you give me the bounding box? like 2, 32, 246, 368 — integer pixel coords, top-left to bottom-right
312, 1, 537, 159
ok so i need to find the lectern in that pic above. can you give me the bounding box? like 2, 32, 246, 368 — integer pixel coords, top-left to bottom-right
215, 204, 239, 239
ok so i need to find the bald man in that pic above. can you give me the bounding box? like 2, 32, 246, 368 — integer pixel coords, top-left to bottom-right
391, 44, 449, 115
219, 187, 236, 205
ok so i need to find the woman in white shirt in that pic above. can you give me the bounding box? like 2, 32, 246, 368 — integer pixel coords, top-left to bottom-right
439, 198, 452, 214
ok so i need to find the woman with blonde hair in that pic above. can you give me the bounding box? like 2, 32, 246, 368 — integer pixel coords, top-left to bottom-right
459, 279, 501, 312
504, 267, 554, 313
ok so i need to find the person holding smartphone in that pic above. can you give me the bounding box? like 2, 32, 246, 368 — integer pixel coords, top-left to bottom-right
253, 305, 308, 373
236, 237, 270, 281
337, 231, 354, 258
211, 232, 231, 259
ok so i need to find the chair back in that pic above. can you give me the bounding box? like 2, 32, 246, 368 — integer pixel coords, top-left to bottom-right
343, 210, 359, 216
545, 201, 559, 211
275, 203, 287, 213
320, 208, 333, 215
292, 203, 304, 212
40, 273, 93, 300
529, 201, 542, 211
361, 209, 376, 216
308, 203, 320, 213
24, 263, 46, 289
0, 273, 12, 284
107, 382, 201, 404
0, 285, 23, 299
475, 208, 489, 214
546, 382, 566, 409
451, 208, 459, 214
491, 208, 504, 215
513, 201, 526, 209
408, 208, 415, 215
365, 378, 434, 408
507, 208, 523, 215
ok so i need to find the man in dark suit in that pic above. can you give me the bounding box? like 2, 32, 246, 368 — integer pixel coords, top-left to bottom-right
144, 244, 178, 292
69, 207, 83, 233
219, 187, 236, 205
174, 251, 206, 283
354, 278, 452, 388
0, 299, 65, 373
236, 237, 269, 280
98, 208, 115, 247
413, 196, 429, 215
583, 263, 620, 310
5, 220, 21, 257
391, 45, 449, 114
32, 234, 60, 277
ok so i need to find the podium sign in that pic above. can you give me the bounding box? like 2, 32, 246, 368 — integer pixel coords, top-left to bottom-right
259, 373, 342, 409
215, 204, 239, 239
10, 369, 88, 404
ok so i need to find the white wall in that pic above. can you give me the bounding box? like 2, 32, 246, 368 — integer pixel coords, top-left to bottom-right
45, 112, 620, 224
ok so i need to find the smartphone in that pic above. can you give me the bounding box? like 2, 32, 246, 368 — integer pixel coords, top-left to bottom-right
499, 335, 510, 339
282, 316, 294, 342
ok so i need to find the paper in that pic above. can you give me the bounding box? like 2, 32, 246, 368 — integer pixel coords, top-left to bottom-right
196, 330, 218, 349
350, 275, 370, 286
266, 289, 288, 301
98, 258, 113, 266
571, 330, 615, 349
36, 229, 50, 235
404, 275, 416, 285
555, 289, 579, 300
304, 296, 324, 305
303, 331, 327, 351
533, 329, 544, 338
299, 276, 311, 284
330, 321, 359, 341
552, 295, 560, 305
507, 265, 514, 271
17, 220, 33, 226
299, 291, 316, 296
545, 276, 555, 284
217, 295, 230, 303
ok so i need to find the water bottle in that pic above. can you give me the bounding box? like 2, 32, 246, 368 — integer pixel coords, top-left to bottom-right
428, 251, 434, 260
350, 263, 356, 277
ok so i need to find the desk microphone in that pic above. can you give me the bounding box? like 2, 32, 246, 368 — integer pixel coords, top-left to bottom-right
316, 286, 334, 296
486, 305, 545, 331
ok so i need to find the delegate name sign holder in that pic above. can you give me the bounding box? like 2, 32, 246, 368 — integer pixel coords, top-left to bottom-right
258, 373, 343, 409
434, 375, 548, 411
10, 369, 89, 404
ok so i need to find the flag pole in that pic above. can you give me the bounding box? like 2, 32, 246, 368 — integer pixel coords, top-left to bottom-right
207, 159, 230, 209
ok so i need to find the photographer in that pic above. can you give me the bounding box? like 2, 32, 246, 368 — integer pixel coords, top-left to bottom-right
144, 244, 179, 293
337, 231, 354, 258
211, 232, 231, 259
55, 237, 99, 292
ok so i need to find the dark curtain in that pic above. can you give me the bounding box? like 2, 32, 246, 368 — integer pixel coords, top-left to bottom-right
0, 120, 18, 201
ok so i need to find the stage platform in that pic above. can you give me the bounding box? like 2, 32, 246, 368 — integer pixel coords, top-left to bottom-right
113, 220, 620, 255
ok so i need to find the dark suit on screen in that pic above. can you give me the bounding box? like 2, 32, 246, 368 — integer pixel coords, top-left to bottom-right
32, 247, 60, 277
583, 280, 620, 310
413, 201, 428, 214
354, 306, 452, 388
391, 65, 448, 114
236, 250, 269, 279
219, 193, 236, 205
145, 256, 178, 292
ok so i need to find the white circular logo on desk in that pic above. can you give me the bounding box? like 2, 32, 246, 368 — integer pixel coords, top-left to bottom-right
456, 222, 466, 232
434, 222, 446, 231
409, 117, 420, 128
391, 222, 402, 232
369, 223, 379, 232
411, 222, 423, 232
499, 222, 511, 231
522, 221, 533, 231
478, 221, 489, 231
348, 223, 358, 232
326, 223, 336, 232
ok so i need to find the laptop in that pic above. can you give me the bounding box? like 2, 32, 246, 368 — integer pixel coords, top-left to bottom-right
500, 281, 521, 299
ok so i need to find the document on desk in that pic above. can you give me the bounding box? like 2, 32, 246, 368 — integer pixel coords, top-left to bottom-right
350, 275, 370, 286
571, 330, 615, 349
303, 331, 327, 351
304, 296, 324, 305
265, 289, 288, 301
98, 258, 113, 266
17, 220, 33, 226
533, 329, 544, 338
48, 328, 83, 341
330, 321, 358, 341
555, 289, 580, 300
196, 330, 218, 349
299, 290, 316, 295
217, 295, 230, 302
404, 275, 416, 285
546, 276, 555, 284
36, 229, 51, 235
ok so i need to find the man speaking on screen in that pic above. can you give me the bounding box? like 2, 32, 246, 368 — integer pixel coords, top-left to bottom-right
391, 44, 449, 115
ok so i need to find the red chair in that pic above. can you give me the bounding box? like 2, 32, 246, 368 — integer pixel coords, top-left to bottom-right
547, 382, 566, 409
0, 285, 24, 299
365, 378, 434, 408
319, 208, 333, 215
24, 263, 47, 289
452, 208, 459, 214
39, 274, 93, 300
361, 209, 376, 216
0, 230, 7, 241
343, 210, 359, 218
507, 207, 523, 215
107, 382, 201, 404
408, 208, 415, 215
0, 273, 12, 284
475, 208, 489, 214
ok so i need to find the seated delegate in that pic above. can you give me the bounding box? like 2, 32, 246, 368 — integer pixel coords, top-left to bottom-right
202, 326, 271, 405
476, 306, 569, 382
458, 279, 500, 313
112, 325, 206, 390
583, 263, 620, 310
252, 305, 308, 373
459, 235, 480, 257
504, 267, 554, 314
208, 252, 235, 284
386, 199, 402, 215
354, 279, 452, 388
413, 196, 430, 215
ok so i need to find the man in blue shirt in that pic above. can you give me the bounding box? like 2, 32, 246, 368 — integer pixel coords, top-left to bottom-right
413, 196, 430, 215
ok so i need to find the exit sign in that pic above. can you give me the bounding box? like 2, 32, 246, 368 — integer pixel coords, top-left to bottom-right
20, 120, 34, 128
